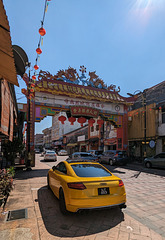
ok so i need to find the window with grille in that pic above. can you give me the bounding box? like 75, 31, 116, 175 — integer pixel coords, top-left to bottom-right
162, 107, 165, 123
96, 125, 99, 131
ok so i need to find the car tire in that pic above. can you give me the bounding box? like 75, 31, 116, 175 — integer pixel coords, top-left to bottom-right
47, 174, 50, 189
109, 159, 113, 166
59, 189, 68, 215
145, 161, 152, 168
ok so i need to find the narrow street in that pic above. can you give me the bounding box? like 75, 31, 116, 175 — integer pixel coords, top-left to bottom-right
1, 154, 165, 240
41, 154, 165, 238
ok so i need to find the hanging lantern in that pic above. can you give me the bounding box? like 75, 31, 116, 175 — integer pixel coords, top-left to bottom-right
21, 88, 27, 95
88, 118, 95, 127
31, 83, 35, 88
36, 47, 42, 54
34, 64, 39, 70
32, 75, 36, 80
58, 115, 66, 124
97, 119, 104, 127
68, 116, 76, 125
30, 88, 35, 93
39, 27, 46, 36
78, 117, 86, 127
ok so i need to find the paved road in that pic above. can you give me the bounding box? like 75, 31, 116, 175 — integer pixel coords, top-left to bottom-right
1, 154, 165, 240
42, 154, 165, 237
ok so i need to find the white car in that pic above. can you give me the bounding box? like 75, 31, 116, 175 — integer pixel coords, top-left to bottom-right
44, 151, 57, 161
58, 149, 68, 156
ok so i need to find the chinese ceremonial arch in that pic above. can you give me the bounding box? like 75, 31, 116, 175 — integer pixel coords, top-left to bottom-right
22, 66, 132, 159
31, 66, 130, 128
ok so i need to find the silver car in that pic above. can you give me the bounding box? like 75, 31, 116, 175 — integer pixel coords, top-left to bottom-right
44, 150, 57, 162
58, 149, 68, 156
71, 152, 99, 161
144, 152, 165, 169
99, 150, 120, 165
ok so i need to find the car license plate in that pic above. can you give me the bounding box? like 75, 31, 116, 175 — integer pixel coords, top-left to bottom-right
98, 187, 109, 195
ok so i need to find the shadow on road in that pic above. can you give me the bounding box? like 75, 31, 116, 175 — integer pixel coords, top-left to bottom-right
103, 163, 165, 178
38, 186, 124, 238
14, 169, 49, 180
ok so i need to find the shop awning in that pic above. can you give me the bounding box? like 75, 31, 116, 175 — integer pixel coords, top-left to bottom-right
0, 0, 19, 86
67, 143, 77, 147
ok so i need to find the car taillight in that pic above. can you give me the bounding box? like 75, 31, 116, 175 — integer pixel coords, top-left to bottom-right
67, 182, 86, 190
119, 180, 124, 187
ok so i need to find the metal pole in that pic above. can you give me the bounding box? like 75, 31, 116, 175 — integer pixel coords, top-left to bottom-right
143, 90, 147, 158
26, 64, 32, 170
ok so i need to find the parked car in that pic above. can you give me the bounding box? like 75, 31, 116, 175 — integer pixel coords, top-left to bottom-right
70, 152, 99, 161
110, 152, 129, 166
58, 149, 68, 156
99, 150, 127, 165
35, 149, 40, 153
41, 149, 49, 157
87, 150, 103, 158
47, 160, 126, 214
144, 152, 165, 169
44, 150, 57, 162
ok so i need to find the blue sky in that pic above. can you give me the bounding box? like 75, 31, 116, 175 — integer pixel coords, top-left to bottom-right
3, 0, 165, 133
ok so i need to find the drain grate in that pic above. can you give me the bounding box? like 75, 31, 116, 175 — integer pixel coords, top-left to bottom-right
6, 208, 28, 221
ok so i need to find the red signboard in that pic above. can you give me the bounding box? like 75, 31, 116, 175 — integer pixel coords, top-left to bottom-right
70, 106, 99, 118
0, 80, 10, 136
104, 138, 117, 145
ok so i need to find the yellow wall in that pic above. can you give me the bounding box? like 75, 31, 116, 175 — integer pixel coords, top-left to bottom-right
128, 103, 157, 140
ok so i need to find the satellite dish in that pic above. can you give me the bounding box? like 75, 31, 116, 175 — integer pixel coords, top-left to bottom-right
12, 45, 29, 77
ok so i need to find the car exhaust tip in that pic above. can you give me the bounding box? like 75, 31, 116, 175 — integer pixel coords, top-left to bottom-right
119, 204, 127, 209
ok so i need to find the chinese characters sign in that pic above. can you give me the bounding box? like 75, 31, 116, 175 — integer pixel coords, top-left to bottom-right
71, 106, 99, 118
35, 79, 125, 103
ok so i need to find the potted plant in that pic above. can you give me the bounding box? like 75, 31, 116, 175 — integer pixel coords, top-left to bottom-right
3, 137, 25, 167
0, 167, 15, 209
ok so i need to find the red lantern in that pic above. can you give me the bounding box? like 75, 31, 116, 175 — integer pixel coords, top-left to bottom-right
39, 27, 46, 36
36, 47, 42, 54
88, 118, 95, 127
97, 119, 104, 127
32, 75, 36, 80
78, 117, 86, 127
30, 88, 34, 93
58, 115, 66, 124
21, 88, 27, 95
34, 64, 39, 70
68, 116, 76, 125
31, 83, 35, 88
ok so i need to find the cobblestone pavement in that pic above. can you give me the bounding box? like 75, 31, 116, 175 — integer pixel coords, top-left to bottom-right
0, 155, 165, 240
105, 163, 165, 238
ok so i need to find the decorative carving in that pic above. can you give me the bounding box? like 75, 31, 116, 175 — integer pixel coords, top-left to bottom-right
37, 66, 120, 92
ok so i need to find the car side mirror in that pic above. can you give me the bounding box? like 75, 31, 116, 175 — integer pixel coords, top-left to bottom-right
52, 166, 56, 171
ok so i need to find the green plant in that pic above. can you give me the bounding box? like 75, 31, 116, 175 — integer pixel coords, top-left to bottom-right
3, 137, 25, 166
0, 167, 15, 207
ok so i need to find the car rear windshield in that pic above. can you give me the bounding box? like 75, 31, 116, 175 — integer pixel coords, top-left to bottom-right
47, 151, 55, 154
71, 164, 112, 177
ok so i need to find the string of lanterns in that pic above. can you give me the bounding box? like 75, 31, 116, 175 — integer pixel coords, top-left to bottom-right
33, 0, 52, 80
58, 116, 104, 128
22, 0, 52, 100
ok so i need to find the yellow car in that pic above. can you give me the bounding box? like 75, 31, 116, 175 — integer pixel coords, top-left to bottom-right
47, 160, 126, 214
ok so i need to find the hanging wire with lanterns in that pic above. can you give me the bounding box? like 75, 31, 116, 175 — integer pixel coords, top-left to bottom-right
32, 0, 52, 81
22, 0, 52, 100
